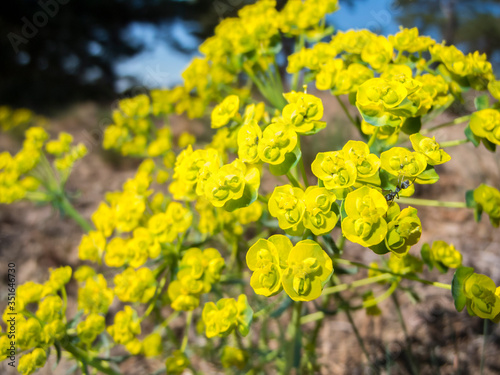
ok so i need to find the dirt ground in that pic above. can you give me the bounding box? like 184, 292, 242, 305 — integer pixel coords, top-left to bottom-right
1, 95, 500, 375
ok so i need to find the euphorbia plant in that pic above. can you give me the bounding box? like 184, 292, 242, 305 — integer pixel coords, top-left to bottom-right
2, 0, 500, 374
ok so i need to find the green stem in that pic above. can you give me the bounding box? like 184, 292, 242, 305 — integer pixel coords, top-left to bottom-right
300, 311, 324, 325
254, 294, 287, 319
285, 301, 303, 374
333, 258, 452, 290
361, 281, 398, 308
392, 293, 418, 375
286, 171, 303, 189
322, 274, 393, 296
291, 35, 305, 92
421, 114, 471, 135
336, 95, 358, 127
439, 138, 470, 148
397, 197, 468, 209
333, 284, 378, 373
61, 341, 121, 375
181, 310, 193, 353
299, 154, 310, 188
480, 318, 489, 375
367, 127, 380, 149
336, 235, 345, 251
257, 194, 269, 204
59, 196, 92, 232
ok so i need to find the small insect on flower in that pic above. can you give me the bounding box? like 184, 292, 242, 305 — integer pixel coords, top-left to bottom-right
385, 168, 415, 204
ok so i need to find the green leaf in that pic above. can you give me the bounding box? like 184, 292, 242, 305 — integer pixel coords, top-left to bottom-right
403, 287, 421, 304
54, 341, 62, 365
464, 124, 480, 147
339, 199, 348, 222
369, 241, 390, 255
379, 169, 398, 191
420, 243, 432, 270
357, 105, 402, 128
270, 296, 293, 318
465, 190, 476, 209
414, 165, 440, 185
474, 94, 490, 111
269, 146, 301, 176
451, 266, 474, 312
224, 167, 260, 212
434, 261, 449, 274
482, 137, 497, 152
401, 116, 422, 135
348, 92, 357, 106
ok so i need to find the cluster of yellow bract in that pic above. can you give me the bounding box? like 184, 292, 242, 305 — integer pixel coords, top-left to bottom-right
0, 106, 46, 131
0, 267, 71, 371
202, 295, 253, 338
0, 127, 86, 204
454, 267, 500, 322
246, 235, 333, 301
421, 240, 463, 272
473, 184, 500, 227
269, 185, 338, 236
103, 94, 175, 157
168, 248, 225, 311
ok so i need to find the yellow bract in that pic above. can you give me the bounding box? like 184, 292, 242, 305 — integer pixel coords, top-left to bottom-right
311, 151, 357, 190
268, 185, 305, 232
247, 235, 333, 301
410, 133, 451, 166
211, 95, 240, 129
380, 147, 427, 178
470, 109, 500, 145
342, 187, 388, 247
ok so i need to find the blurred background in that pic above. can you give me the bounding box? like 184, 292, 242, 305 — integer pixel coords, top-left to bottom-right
2, 0, 500, 113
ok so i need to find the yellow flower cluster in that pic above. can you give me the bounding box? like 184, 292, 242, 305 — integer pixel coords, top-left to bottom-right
453, 267, 500, 322
246, 235, 333, 301
269, 185, 338, 236
0, 127, 87, 204
104, 94, 174, 157
421, 240, 462, 272
0, 106, 46, 131
168, 247, 225, 311
202, 294, 253, 338
170, 146, 260, 210
473, 184, 500, 227
0, 267, 71, 374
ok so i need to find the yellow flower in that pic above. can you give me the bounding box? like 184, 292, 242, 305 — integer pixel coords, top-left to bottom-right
361, 35, 393, 71
282, 240, 333, 301
303, 186, 338, 235
258, 121, 298, 165
211, 95, 240, 128
282, 91, 326, 135
246, 235, 292, 297
470, 109, 500, 145
410, 133, 451, 165
385, 206, 421, 257
238, 120, 262, 164
380, 147, 427, 178
342, 187, 388, 247
202, 294, 253, 338
342, 140, 381, 179
268, 185, 305, 232
311, 151, 357, 189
